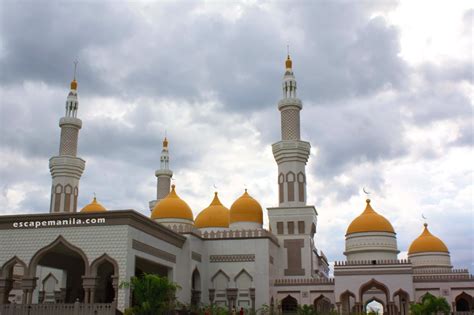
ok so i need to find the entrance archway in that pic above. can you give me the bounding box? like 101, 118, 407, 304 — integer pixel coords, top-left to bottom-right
0, 256, 27, 304
314, 294, 332, 314
456, 292, 473, 312
90, 254, 118, 303
29, 236, 89, 303
282, 295, 298, 314
393, 289, 409, 315
191, 268, 201, 306
366, 298, 384, 315
340, 290, 356, 315
359, 279, 390, 315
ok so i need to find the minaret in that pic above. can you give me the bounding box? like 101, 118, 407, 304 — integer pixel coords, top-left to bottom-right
149, 137, 173, 211
272, 54, 311, 207
49, 67, 86, 213
268, 54, 321, 280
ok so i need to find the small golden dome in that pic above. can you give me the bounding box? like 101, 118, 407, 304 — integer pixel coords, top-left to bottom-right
70, 79, 78, 90
230, 189, 263, 224
151, 185, 193, 221
408, 223, 449, 254
81, 197, 106, 213
285, 55, 292, 69
346, 199, 395, 235
195, 192, 230, 228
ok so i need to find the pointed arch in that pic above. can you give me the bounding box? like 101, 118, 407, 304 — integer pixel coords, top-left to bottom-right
192, 267, 201, 291
314, 294, 332, 313
211, 269, 230, 282
359, 278, 390, 302
1, 256, 27, 278
455, 292, 473, 312
365, 296, 385, 313
234, 268, 253, 282
393, 288, 409, 300
340, 290, 356, 301
28, 235, 90, 277
90, 254, 119, 277
282, 294, 298, 313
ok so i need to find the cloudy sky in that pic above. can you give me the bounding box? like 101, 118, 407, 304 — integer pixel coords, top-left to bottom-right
1, 1, 472, 272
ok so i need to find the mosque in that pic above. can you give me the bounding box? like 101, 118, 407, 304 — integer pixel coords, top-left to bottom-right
0, 55, 473, 315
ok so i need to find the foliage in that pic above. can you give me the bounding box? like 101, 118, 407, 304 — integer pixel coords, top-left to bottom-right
297, 304, 316, 315
120, 273, 180, 315
410, 293, 451, 315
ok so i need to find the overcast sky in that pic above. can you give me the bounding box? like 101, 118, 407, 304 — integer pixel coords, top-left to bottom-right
1, 0, 472, 272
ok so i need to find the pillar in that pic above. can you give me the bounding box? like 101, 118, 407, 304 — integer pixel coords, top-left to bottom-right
250, 288, 256, 312
226, 288, 238, 313
208, 288, 215, 306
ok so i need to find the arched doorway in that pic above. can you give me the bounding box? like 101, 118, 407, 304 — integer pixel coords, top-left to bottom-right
0, 257, 26, 304
191, 268, 201, 306
359, 279, 390, 315
281, 295, 298, 314
314, 294, 332, 314
340, 290, 356, 315
456, 292, 473, 312
393, 289, 409, 315
366, 298, 384, 315
90, 255, 118, 304
29, 237, 89, 303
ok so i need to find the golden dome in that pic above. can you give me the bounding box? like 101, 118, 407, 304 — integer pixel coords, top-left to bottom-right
285, 55, 292, 69
81, 197, 106, 213
195, 192, 230, 228
151, 185, 193, 221
230, 189, 263, 224
408, 223, 449, 254
70, 79, 77, 90
346, 199, 395, 235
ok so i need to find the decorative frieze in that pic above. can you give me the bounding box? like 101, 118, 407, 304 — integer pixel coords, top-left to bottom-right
210, 254, 255, 263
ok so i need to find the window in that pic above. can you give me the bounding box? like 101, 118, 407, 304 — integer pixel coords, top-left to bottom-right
288, 222, 294, 234
298, 221, 305, 234
277, 222, 284, 234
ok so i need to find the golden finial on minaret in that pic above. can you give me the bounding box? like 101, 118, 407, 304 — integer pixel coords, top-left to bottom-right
285, 45, 292, 69
163, 137, 168, 149
70, 60, 78, 90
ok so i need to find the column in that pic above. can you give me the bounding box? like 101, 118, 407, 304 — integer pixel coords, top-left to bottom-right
208, 288, 215, 306
226, 288, 238, 313
82, 276, 97, 304
249, 288, 256, 312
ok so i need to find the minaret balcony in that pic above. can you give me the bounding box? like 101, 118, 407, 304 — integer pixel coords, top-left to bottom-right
278, 98, 302, 110
272, 140, 311, 164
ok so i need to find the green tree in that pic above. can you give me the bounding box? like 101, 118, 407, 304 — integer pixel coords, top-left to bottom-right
410, 293, 451, 315
297, 304, 316, 315
120, 273, 180, 315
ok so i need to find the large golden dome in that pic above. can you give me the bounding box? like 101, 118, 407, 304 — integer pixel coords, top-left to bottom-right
408, 223, 449, 254
346, 199, 395, 235
195, 192, 230, 228
81, 197, 106, 213
151, 185, 193, 221
230, 189, 263, 224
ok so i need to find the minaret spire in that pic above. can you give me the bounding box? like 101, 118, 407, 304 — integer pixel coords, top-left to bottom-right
272, 53, 310, 206
49, 63, 86, 213
149, 135, 173, 211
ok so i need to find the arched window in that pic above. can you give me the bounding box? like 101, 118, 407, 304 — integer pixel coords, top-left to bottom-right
286, 172, 295, 202
278, 173, 284, 203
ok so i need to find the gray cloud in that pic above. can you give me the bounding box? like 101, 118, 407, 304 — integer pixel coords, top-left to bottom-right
0, 1, 472, 271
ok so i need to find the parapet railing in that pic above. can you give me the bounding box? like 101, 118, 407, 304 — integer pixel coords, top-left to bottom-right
0, 302, 114, 315
413, 268, 469, 274
334, 259, 411, 266
413, 274, 474, 282
274, 277, 335, 286
195, 229, 280, 244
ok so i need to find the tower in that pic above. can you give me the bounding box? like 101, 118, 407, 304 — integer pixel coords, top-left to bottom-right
49, 69, 85, 213
268, 54, 325, 279
272, 54, 310, 207
149, 137, 173, 211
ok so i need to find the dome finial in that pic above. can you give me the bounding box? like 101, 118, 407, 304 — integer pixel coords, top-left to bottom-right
70, 60, 78, 90
163, 136, 168, 149
285, 45, 292, 69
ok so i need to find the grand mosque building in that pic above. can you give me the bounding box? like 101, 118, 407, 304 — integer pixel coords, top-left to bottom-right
0, 56, 472, 315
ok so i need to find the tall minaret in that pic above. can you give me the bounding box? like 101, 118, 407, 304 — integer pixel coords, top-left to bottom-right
149, 137, 173, 211
272, 54, 311, 207
268, 54, 320, 280
49, 66, 86, 213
